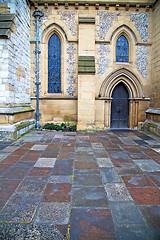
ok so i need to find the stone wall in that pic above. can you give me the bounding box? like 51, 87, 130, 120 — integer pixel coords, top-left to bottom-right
150, 0, 160, 108
0, 0, 35, 140
29, 1, 153, 129
0, 0, 30, 105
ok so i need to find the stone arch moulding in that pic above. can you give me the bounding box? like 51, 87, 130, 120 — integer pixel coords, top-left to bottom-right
106, 20, 141, 43
111, 25, 138, 64
41, 22, 68, 44
40, 18, 76, 43
99, 68, 144, 99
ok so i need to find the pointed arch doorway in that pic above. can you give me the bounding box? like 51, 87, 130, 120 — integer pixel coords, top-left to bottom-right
111, 83, 129, 128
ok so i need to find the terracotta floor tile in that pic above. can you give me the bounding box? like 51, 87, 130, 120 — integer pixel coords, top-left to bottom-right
11, 149, 28, 156
128, 187, 160, 205
29, 167, 52, 176
1, 155, 21, 164
2, 167, 30, 180
0, 199, 6, 210
75, 162, 98, 170
0, 164, 12, 175
0, 179, 21, 199
70, 208, 116, 240
20, 152, 41, 162
42, 183, 72, 202
122, 175, 156, 187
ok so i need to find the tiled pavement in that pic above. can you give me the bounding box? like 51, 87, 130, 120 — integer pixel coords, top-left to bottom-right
0, 130, 160, 240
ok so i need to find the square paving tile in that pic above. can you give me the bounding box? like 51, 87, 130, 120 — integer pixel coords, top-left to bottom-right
113, 162, 136, 168
152, 148, 160, 153
11, 149, 28, 156
0, 164, 12, 175
133, 140, 148, 145
0, 223, 66, 240
0, 200, 6, 210
0, 153, 10, 162
73, 174, 102, 186
109, 201, 145, 226
122, 175, 156, 187
0, 179, 20, 199
35, 202, 70, 224
2, 146, 19, 153
116, 167, 143, 176
147, 172, 160, 187
42, 183, 72, 202
34, 158, 56, 168
74, 169, 100, 175
20, 152, 41, 162
29, 167, 52, 176
139, 205, 160, 239
52, 160, 73, 175
128, 187, 160, 205
75, 155, 96, 162
100, 167, 122, 183
41, 151, 59, 158
30, 145, 48, 151
2, 167, 30, 180
0, 192, 42, 223
116, 224, 154, 240
72, 186, 108, 207
48, 175, 73, 183
97, 158, 114, 167
70, 208, 116, 240
75, 162, 98, 170
104, 183, 133, 202
1, 155, 21, 164
133, 160, 160, 172
16, 176, 47, 193
14, 161, 35, 168
129, 153, 150, 159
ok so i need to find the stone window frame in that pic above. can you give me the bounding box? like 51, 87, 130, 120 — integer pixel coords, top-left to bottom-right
111, 26, 136, 66
116, 35, 129, 63
48, 32, 62, 94
40, 25, 66, 97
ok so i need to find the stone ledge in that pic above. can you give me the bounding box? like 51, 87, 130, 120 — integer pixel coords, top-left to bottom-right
0, 119, 36, 141
146, 107, 160, 115
0, 106, 34, 115
141, 120, 160, 136
0, 13, 15, 38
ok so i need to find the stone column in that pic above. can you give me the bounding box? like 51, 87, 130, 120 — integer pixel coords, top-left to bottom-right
77, 15, 96, 130
104, 99, 112, 128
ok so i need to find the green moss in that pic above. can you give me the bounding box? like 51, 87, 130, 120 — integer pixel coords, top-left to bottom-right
16, 121, 30, 131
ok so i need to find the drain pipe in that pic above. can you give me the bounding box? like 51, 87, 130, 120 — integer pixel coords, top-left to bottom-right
33, 10, 44, 129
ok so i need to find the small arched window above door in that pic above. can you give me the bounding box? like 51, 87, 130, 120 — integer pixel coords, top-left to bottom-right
48, 33, 61, 93
116, 35, 129, 63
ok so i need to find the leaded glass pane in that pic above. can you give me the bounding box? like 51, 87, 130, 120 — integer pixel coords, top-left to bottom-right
48, 34, 61, 93
116, 35, 129, 63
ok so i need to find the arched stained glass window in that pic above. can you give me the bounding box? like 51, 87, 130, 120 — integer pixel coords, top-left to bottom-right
48, 33, 61, 93
116, 35, 129, 63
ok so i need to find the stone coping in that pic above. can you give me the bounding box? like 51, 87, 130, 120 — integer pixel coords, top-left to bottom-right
0, 106, 34, 115
30, 0, 154, 6
146, 108, 160, 115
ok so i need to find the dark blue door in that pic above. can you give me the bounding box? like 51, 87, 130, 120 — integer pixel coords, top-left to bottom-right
48, 34, 61, 93
111, 83, 129, 128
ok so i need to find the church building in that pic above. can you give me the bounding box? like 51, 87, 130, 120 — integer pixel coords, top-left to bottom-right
0, 0, 160, 140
